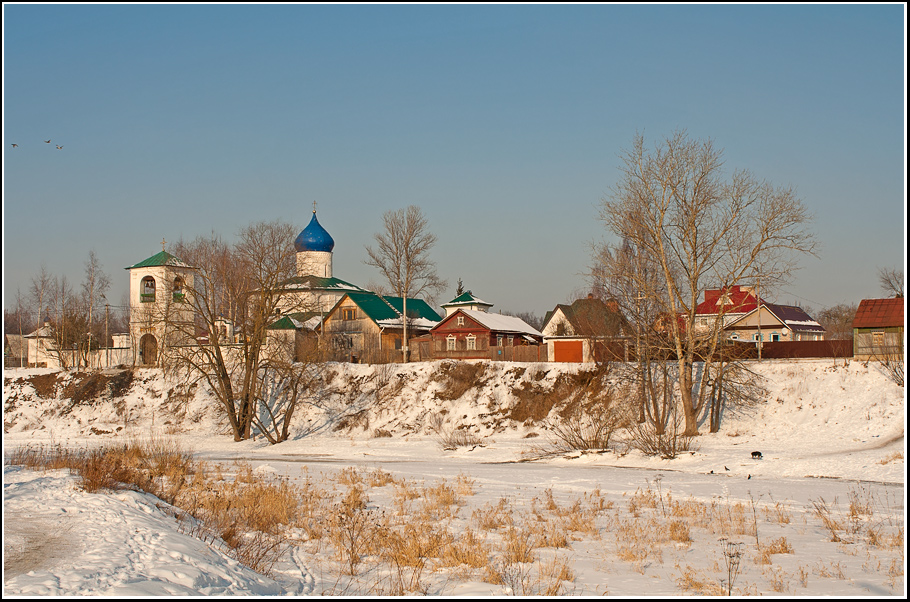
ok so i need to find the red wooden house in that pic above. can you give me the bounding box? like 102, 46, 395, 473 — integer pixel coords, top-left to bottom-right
429, 309, 543, 360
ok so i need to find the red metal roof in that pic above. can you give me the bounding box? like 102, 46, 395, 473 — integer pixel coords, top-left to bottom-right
852, 298, 905, 329
695, 285, 762, 316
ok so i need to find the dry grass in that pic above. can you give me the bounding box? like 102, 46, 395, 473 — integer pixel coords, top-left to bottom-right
432, 361, 487, 401
879, 451, 903, 465
764, 501, 792, 524
9, 438, 905, 595
675, 563, 725, 595
473, 497, 514, 531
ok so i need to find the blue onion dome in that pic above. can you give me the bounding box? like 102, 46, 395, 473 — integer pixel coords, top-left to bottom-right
294, 211, 335, 252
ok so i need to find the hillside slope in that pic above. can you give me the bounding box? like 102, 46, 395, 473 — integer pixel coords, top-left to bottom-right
3, 358, 905, 483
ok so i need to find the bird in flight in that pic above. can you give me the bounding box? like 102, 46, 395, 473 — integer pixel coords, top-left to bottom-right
44, 140, 51, 143
11, 143, 18, 148
56, 145, 63, 150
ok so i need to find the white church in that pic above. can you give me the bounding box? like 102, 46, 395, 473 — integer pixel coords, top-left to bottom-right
123, 208, 369, 366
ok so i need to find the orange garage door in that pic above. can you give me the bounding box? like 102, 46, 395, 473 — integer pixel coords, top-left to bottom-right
553, 340, 583, 362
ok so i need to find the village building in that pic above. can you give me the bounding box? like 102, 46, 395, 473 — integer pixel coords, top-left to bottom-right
275, 208, 369, 317
541, 295, 629, 362
852, 297, 904, 360
321, 292, 441, 363
429, 293, 543, 360
694, 285, 825, 342
440, 291, 494, 317
125, 245, 197, 366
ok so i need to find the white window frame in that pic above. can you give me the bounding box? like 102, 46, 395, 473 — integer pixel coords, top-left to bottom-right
446, 335, 456, 351
466, 335, 476, 350
457, 316, 465, 326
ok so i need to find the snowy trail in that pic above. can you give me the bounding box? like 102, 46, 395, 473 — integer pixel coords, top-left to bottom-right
3, 467, 283, 596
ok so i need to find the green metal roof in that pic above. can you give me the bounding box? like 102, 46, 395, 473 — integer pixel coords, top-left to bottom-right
344, 292, 401, 322
125, 251, 191, 270
442, 291, 492, 307
382, 296, 442, 321
267, 311, 321, 330
279, 275, 368, 292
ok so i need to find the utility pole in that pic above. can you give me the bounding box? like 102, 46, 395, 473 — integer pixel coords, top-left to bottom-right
402, 285, 408, 363
105, 303, 110, 368
756, 279, 762, 361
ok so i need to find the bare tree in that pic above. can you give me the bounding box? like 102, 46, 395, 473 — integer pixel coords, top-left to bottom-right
877, 266, 904, 298
592, 239, 675, 432
815, 303, 858, 340
597, 131, 816, 436
81, 250, 111, 368
165, 221, 314, 441
364, 205, 447, 361
30, 264, 53, 330
45, 275, 80, 369
5, 289, 34, 367
252, 341, 329, 444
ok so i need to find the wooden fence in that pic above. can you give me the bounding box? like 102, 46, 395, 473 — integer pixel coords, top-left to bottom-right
488, 344, 547, 362
756, 338, 854, 359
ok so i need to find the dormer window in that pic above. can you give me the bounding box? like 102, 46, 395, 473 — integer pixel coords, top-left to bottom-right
342, 308, 356, 321
141, 277, 156, 302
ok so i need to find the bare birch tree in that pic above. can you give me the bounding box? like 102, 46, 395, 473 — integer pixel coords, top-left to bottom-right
364, 205, 447, 361
81, 250, 111, 368
165, 221, 314, 441
597, 131, 816, 436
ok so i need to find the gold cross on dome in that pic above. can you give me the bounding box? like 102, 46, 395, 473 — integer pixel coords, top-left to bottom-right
313, 200, 317, 213
161, 238, 167, 252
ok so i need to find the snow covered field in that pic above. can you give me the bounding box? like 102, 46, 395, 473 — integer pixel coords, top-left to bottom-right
3, 359, 906, 596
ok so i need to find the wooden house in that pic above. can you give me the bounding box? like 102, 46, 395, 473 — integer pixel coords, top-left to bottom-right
541, 295, 630, 362
429, 309, 543, 360
852, 298, 904, 360
695, 285, 825, 342
321, 292, 441, 363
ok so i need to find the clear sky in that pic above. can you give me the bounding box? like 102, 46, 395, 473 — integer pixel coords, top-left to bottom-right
3, 3, 906, 319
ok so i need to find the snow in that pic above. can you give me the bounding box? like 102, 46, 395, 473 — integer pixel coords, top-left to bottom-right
377, 317, 438, 330
458, 309, 543, 336
3, 359, 906, 596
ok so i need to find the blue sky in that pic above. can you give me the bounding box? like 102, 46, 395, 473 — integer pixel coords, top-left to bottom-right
3, 4, 905, 319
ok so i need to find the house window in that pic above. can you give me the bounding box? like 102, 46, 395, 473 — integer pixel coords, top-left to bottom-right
753, 333, 762, 342
497, 335, 503, 347
446, 335, 456, 351
140, 277, 156, 302
729, 334, 739, 340
872, 331, 884, 347
457, 316, 465, 326
508, 336, 514, 346
342, 308, 356, 321
772, 333, 780, 342
173, 277, 185, 302
466, 335, 476, 350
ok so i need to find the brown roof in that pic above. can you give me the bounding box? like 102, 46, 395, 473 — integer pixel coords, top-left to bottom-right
852, 298, 904, 329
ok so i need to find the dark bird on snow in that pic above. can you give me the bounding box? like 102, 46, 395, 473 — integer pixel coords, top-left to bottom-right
709, 470, 714, 474
725, 466, 730, 471
11, 143, 18, 147
748, 474, 752, 480
44, 140, 51, 143
56, 145, 63, 149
